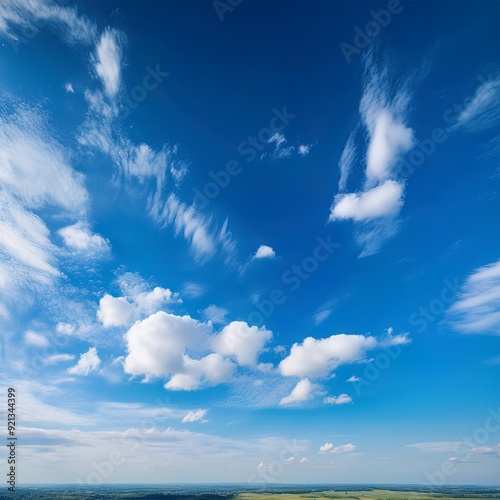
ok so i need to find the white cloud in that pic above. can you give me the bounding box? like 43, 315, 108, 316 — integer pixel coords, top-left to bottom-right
329, 180, 404, 221
279, 333, 377, 378
279, 378, 318, 406
58, 221, 110, 257
329, 49, 416, 256
364, 109, 413, 187
65, 83, 75, 93
406, 442, 462, 453
0, 0, 97, 46
182, 409, 208, 423
56, 322, 75, 335
182, 282, 206, 298
453, 76, 500, 132
347, 376, 361, 382
68, 347, 101, 375
44, 354, 75, 365
212, 321, 273, 367
323, 393, 352, 405
0, 104, 89, 302
319, 442, 357, 454
202, 304, 229, 325
149, 193, 236, 262
97, 294, 133, 327
97, 277, 181, 328
338, 128, 358, 192
123, 311, 235, 390
298, 144, 311, 157
447, 259, 500, 335
265, 132, 294, 160
314, 309, 331, 325
164, 353, 235, 391
253, 245, 276, 260
94, 28, 122, 98
24, 330, 48, 347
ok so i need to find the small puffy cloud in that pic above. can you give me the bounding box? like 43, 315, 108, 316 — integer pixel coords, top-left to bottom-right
323, 393, 352, 405
97, 294, 132, 327
253, 245, 276, 260
58, 222, 110, 256
181, 409, 208, 423
329, 180, 404, 222
97, 281, 181, 328
56, 322, 75, 335
298, 144, 311, 157
68, 347, 101, 375
319, 442, 357, 454
182, 282, 206, 298
279, 333, 377, 378
447, 259, 500, 335
65, 83, 75, 93
94, 28, 122, 98
24, 330, 48, 347
347, 376, 361, 382
202, 304, 229, 325
212, 321, 273, 367
279, 378, 318, 406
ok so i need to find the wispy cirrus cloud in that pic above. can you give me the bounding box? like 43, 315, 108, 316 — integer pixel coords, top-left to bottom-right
447, 259, 500, 335
0, 0, 97, 47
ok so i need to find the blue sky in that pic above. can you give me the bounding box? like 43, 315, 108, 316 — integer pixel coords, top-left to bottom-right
0, 0, 499, 487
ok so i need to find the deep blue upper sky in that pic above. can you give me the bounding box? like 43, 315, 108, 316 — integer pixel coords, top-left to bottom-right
0, 0, 499, 486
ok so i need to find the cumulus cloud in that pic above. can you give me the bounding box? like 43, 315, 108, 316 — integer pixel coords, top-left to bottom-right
97, 275, 181, 328
319, 442, 357, 454
279, 378, 319, 406
279, 333, 378, 378
123, 311, 236, 390
181, 409, 208, 423
347, 376, 361, 382
253, 245, 276, 260
58, 221, 110, 257
212, 321, 273, 367
323, 393, 352, 405
65, 83, 75, 93
329, 49, 416, 256
68, 347, 101, 375
329, 180, 404, 222
447, 259, 500, 335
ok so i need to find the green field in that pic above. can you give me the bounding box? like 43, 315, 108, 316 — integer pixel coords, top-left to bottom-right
237, 490, 500, 500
